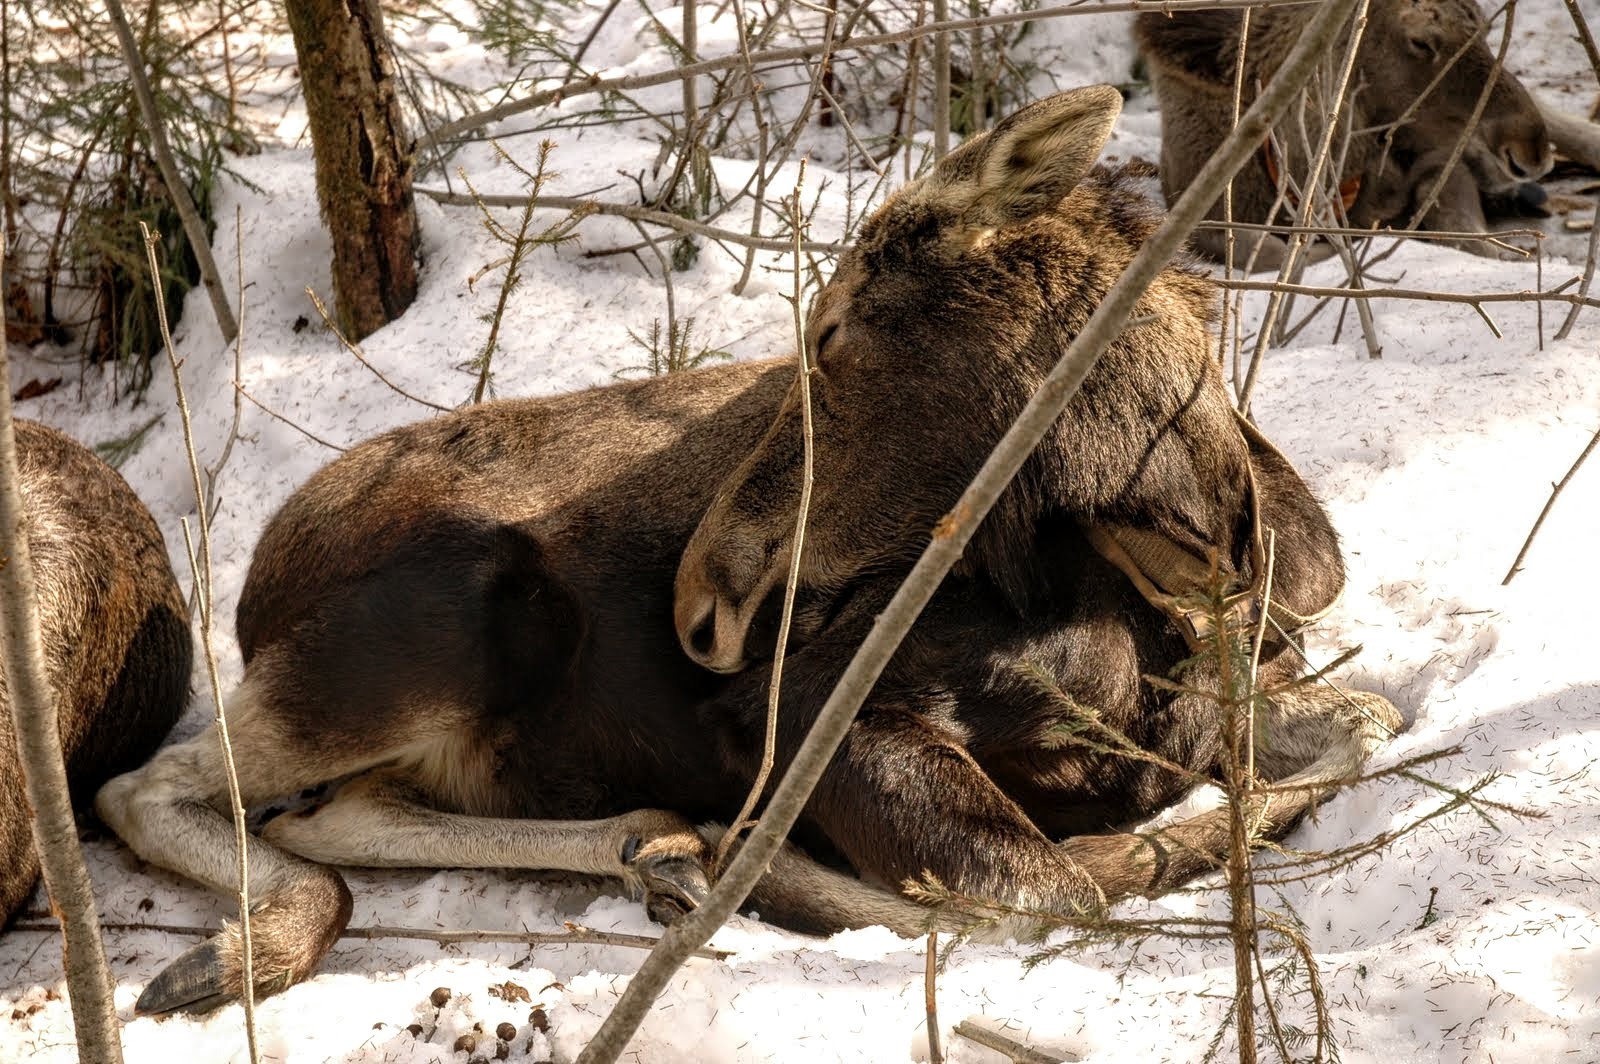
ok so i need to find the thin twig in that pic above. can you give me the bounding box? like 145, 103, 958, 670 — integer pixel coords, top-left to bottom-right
1562, 0, 1600, 90
235, 382, 348, 452
305, 287, 449, 411
1502, 420, 1600, 584
925, 932, 943, 1064
714, 162, 816, 873
1556, 195, 1600, 341
141, 221, 258, 1064
571, 3, 1365, 1058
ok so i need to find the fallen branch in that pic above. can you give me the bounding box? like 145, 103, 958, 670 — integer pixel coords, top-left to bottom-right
11, 918, 734, 961
953, 1019, 1078, 1064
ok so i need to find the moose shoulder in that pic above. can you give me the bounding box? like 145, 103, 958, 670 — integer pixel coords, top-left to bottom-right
98, 85, 1400, 1014
1136, 0, 1555, 268
0, 420, 190, 926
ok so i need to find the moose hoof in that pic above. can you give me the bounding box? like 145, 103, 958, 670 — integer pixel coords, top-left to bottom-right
639, 855, 712, 924
136, 937, 238, 1014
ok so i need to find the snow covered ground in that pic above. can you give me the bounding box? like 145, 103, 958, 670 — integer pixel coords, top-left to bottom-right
4, 1, 1600, 1061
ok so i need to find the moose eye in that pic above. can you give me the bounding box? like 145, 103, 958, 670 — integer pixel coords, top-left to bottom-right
1406, 35, 1438, 61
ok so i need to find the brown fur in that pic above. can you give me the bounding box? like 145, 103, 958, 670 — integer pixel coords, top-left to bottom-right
1136, 0, 1552, 268
100, 87, 1399, 1013
0, 419, 190, 925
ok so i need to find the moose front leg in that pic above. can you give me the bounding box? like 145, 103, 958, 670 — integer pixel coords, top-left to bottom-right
262, 769, 713, 922
775, 703, 1108, 921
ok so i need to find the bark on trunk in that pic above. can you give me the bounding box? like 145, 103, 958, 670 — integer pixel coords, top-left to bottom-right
285, 0, 418, 340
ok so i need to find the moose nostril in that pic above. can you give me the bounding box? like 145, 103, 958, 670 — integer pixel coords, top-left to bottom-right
687, 606, 717, 660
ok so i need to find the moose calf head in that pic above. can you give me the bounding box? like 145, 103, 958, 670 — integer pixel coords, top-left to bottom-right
674, 84, 1223, 673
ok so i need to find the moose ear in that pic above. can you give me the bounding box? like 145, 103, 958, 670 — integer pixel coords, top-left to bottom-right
931, 84, 1123, 228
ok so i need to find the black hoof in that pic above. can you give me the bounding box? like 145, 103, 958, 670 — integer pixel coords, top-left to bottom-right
136, 937, 234, 1015
640, 856, 711, 925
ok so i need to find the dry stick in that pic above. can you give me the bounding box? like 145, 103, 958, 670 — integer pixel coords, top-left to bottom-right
1216, 582, 1258, 1063
571, 2, 1364, 1059
202, 206, 248, 528
13, 918, 733, 961
1555, 196, 1600, 341
952, 1020, 1076, 1064
140, 222, 259, 1064
1562, 0, 1600, 90
416, 188, 844, 254
1244, 528, 1276, 781
1219, 277, 1598, 310
1221, 5, 1252, 392
234, 383, 347, 452
1195, 218, 1536, 252
714, 164, 816, 873
932, 0, 950, 158
305, 287, 449, 411
105, 0, 238, 342
925, 932, 943, 1064
1237, 0, 1371, 415
419, 0, 1319, 151
1502, 420, 1600, 584
0, 231, 121, 1063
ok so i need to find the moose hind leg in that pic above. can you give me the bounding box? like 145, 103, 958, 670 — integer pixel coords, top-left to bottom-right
94, 676, 380, 1012
262, 767, 714, 923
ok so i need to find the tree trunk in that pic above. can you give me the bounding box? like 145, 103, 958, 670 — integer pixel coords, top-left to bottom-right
285, 0, 418, 340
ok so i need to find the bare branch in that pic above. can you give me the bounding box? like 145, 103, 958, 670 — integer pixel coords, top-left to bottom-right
141, 221, 259, 1064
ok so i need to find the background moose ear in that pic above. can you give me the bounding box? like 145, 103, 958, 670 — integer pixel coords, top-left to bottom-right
933, 84, 1122, 228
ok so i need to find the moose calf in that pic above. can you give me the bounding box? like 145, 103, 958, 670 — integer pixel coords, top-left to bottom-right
98, 85, 1401, 1014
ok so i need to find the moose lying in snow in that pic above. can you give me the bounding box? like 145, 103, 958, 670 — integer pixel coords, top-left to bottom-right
0, 420, 189, 926
1136, 0, 1599, 268
99, 84, 1402, 1014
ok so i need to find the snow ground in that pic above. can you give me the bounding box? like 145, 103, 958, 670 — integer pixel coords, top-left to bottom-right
4, 1, 1600, 1061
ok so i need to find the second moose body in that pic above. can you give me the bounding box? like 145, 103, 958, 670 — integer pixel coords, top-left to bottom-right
100, 86, 1400, 1013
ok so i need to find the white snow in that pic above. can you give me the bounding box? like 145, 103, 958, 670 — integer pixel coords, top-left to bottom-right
4, 1, 1600, 1061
